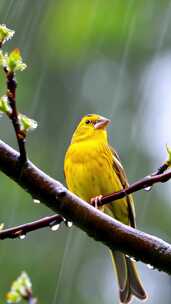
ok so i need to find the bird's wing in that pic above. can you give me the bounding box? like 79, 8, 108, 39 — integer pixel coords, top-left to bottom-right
110, 147, 136, 228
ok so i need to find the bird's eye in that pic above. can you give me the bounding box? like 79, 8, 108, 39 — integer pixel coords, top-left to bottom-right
85, 120, 91, 124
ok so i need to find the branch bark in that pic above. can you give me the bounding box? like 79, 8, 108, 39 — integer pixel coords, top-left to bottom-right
0, 139, 171, 274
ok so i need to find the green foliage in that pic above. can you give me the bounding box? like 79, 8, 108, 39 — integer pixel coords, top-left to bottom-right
6, 272, 33, 303
6, 49, 27, 72
0, 48, 27, 72
0, 24, 37, 135
0, 31, 27, 72
0, 95, 11, 114
18, 114, 38, 132
0, 24, 14, 45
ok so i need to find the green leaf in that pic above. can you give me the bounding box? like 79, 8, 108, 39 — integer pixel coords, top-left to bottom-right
7, 49, 27, 72
0, 24, 15, 45
6, 272, 33, 303
6, 290, 21, 303
18, 114, 38, 132
0, 95, 11, 114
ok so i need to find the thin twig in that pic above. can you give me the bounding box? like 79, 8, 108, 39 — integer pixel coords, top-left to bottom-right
4, 68, 27, 164
0, 214, 64, 239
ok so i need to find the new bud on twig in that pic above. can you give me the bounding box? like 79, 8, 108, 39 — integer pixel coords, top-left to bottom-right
0, 223, 4, 231
0, 95, 12, 115
6, 272, 37, 303
18, 114, 38, 133
0, 24, 15, 46
4, 48, 27, 72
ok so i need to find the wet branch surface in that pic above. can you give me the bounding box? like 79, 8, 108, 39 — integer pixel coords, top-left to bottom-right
0, 139, 171, 274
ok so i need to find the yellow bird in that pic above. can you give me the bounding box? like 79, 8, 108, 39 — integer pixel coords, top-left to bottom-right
64, 114, 147, 303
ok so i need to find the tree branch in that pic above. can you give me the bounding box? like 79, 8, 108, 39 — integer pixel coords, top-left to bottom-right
0, 214, 64, 239
0, 140, 171, 274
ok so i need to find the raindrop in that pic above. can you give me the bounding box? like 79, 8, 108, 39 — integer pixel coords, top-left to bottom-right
51, 224, 60, 231
66, 221, 73, 228
144, 186, 152, 192
144, 176, 152, 191
147, 264, 154, 270
33, 198, 40, 204
19, 234, 26, 240
30, 119, 38, 130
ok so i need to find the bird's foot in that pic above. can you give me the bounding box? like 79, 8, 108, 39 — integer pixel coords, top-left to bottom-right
90, 195, 103, 208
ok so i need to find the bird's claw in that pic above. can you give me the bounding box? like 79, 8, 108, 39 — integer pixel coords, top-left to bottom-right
90, 195, 103, 208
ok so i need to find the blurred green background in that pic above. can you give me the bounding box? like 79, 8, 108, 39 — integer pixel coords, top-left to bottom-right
0, 0, 171, 303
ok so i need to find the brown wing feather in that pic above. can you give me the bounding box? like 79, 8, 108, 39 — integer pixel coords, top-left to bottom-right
110, 147, 136, 228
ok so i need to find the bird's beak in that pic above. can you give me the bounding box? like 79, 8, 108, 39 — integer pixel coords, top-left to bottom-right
94, 117, 111, 129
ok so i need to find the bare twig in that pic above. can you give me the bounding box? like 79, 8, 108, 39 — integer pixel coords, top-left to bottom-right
0, 140, 171, 274
0, 214, 64, 240
4, 68, 27, 164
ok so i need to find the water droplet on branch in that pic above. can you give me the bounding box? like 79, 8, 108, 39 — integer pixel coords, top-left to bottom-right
144, 176, 152, 191
144, 186, 152, 192
33, 198, 40, 204
51, 224, 60, 231
147, 264, 154, 269
19, 234, 26, 240
130, 257, 136, 262
66, 221, 73, 228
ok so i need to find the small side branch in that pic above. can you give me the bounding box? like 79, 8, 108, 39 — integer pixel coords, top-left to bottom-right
0, 214, 64, 240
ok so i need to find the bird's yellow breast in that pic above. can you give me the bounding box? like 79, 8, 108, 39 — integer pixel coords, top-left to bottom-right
65, 140, 127, 211
65, 139, 130, 225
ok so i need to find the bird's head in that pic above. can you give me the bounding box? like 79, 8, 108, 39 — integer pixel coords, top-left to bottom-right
71, 114, 111, 143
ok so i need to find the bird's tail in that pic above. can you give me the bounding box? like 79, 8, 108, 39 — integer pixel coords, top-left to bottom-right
111, 251, 147, 303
